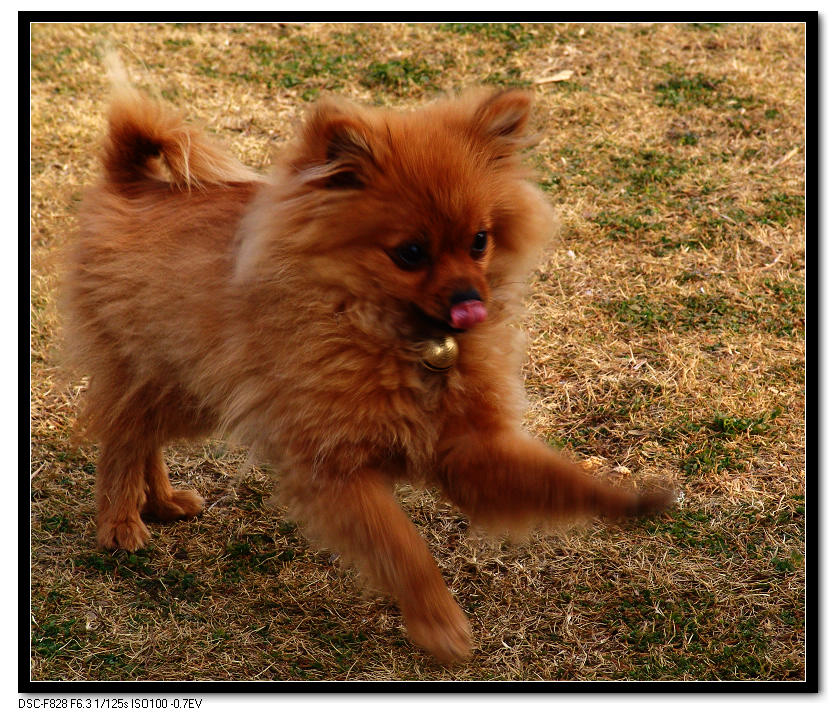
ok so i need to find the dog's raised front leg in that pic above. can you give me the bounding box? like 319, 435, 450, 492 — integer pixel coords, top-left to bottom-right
437, 426, 671, 528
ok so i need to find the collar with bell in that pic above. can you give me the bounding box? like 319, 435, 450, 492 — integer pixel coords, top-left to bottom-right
419, 335, 459, 372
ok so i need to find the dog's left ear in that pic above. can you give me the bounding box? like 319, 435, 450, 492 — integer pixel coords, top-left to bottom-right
294, 99, 375, 189
470, 90, 538, 158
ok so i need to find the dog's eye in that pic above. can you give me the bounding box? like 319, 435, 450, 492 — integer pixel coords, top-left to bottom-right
471, 231, 488, 257
393, 242, 428, 270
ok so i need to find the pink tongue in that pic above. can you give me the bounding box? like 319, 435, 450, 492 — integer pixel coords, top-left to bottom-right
449, 300, 487, 330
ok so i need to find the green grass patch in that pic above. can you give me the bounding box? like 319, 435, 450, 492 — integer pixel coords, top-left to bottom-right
41, 514, 73, 533
681, 439, 746, 476
163, 38, 193, 48
439, 22, 547, 49
609, 150, 692, 195
223, 534, 296, 581
678, 294, 749, 331
31, 46, 95, 81
655, 72, 722, 108
593, 210, 666, 239
607, 296, 674, 329
32, 616, 86, 658
779, 608, 804, 628
656, 408, 783, 477
766, 358, 805, 383
75, 549, 155, 578
709, 409, 782, 438
196, 63, 220, 79
483, 67, 529, 88
73, 548, 208, 607
312, 621, 369, 671
644, 509, 734, 555
136, 567, 207, 603
611, 500, 803, 679
757, 279, 805, 337
538, 175, 562, 193
232, 37, 361, 94
88, 649, 142, 677
606, 380, 665, 417
758, 192, 805, 226
604, 284, 804, 338
552, 80, 585, 93
650, 191, 803, 254
599, 586, 780, 679
655, 67, 764, 121
688, 23, 725, 30
362, 58, 441, 94
772, 550, 803, 573
671, 130, 700, 146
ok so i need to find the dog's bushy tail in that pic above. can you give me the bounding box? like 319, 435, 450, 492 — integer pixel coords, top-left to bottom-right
101, 51, 258, 190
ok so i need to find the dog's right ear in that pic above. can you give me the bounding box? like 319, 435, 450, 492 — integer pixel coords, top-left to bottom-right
468, 90, 539, 161
293, 100, 375, 189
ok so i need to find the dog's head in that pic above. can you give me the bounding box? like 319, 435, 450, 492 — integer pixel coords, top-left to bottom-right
238, 90, 553, 334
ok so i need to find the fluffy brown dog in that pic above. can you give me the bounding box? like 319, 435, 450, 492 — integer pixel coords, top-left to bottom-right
64, 71, 671, 662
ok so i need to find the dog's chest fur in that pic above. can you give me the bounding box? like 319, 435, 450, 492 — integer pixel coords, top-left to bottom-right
221, 288, 523, 479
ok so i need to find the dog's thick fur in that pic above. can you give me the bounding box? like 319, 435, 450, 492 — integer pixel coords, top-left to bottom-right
64, 73, 670, 662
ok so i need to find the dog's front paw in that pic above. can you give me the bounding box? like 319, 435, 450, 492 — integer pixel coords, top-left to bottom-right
404, 598, 473, 664
142, 489, 205, 522
633, 486, 677, 516
97, 515, 151, 551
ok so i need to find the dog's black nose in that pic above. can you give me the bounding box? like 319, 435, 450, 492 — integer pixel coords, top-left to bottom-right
450, 289, 482, 306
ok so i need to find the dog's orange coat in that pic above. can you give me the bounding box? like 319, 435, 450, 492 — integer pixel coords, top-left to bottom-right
64, 77, 670, 662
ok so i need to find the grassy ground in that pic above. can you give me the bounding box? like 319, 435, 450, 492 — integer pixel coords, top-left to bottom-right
29, 22, 806, 682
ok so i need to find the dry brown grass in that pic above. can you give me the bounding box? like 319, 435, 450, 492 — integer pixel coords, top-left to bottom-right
30, 21, 806, 682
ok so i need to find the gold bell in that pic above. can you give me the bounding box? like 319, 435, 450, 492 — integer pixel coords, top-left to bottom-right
420, 336, 459, 372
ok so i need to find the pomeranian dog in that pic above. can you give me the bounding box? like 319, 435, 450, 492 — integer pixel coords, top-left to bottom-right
64, 62, 671, 662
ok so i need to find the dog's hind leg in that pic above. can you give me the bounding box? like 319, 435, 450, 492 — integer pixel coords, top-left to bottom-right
95, 436, 154, 551
141, 448, 204, 523
283, 468, 473, 663
139, 390, 214, 523
92, 381, 209, 550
